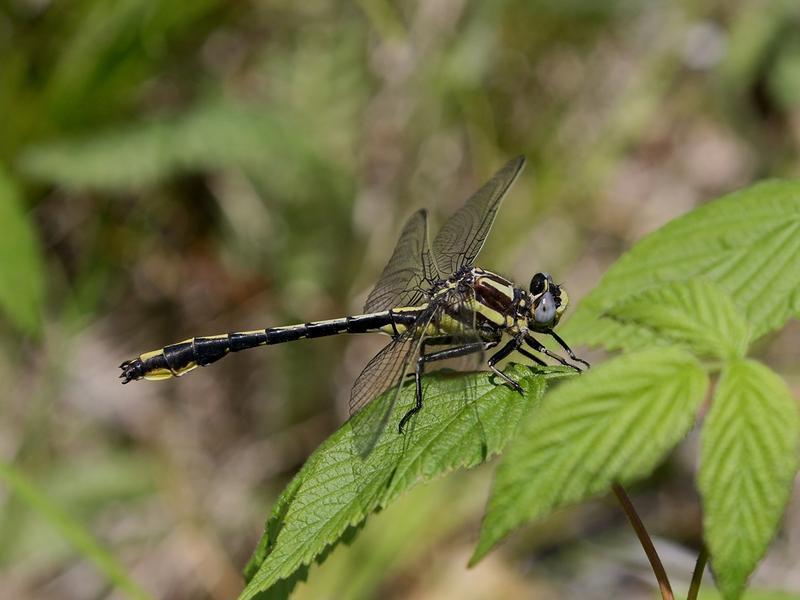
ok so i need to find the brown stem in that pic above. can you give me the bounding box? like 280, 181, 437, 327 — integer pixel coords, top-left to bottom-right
612, 482, 674, 600
687, 548, 708, 600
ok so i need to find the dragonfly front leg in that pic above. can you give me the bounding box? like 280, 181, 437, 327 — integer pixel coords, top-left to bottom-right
524, 333, 584, 373
546, 329, 591, 369
487, 337, 526, 393
398, 340, 497, 434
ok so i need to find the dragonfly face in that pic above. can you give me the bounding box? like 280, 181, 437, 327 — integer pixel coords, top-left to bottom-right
120, 155, 589, 456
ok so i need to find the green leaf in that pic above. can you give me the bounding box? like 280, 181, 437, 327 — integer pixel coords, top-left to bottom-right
706, 220, 800, 340
561, 180, 800, 351
699, 359, 800, 599
606, 278, 751, 359
0, 460, 152, 600
240, 364, 571, 600
0, 167, 44, 334
290, 473, 487, 599
472, 347, 708, 564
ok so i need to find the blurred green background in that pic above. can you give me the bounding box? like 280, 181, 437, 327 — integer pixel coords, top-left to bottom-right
1, 1, 798, 598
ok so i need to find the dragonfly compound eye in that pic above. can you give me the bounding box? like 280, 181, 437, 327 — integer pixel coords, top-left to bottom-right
533, 291, 557, 325
530, 272, 548, 295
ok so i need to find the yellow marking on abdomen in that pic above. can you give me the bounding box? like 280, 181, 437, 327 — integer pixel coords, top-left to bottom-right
143, 369, 175, 381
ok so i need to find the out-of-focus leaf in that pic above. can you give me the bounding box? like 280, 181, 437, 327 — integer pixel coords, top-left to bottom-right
19, 101, 334, 191
606, 278, 751, 359
0, 452, 156, 566
45, 0, 221, 127
0, 460, 152, 600
699, 359, 800, 599
0, 167, 44, 334
241, 365, 573, 599
769, 36, 800, 111
696, 587, 800, 600
472, 347, 708, 563
561, 180, 800, 351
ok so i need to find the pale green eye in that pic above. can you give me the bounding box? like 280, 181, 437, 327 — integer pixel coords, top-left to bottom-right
534, 291, 557, 324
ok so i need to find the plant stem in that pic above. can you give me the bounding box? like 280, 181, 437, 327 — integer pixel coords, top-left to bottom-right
612, 482, 674, 600
687, 548, 708, 600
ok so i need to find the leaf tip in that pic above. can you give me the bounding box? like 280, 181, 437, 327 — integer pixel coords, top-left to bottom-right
467, 541, 491, 568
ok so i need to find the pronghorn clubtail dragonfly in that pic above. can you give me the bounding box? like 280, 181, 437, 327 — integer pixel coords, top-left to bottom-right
120, 155, 588, 454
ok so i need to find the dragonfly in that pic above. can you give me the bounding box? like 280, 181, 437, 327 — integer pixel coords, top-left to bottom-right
119, 155, 589, 454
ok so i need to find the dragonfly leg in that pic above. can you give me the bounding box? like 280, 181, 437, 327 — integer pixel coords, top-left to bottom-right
515, 345, 547, 367
546, 329, 590, 368
402, 335, 488, 378
524, 333, 584, 373
487, 338, 525, 393
398, 341, 495, 434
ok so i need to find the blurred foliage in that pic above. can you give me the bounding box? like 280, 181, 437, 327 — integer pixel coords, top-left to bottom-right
0, 0, 798, 598
0, 459, 152, 599
0, 166, 43, 334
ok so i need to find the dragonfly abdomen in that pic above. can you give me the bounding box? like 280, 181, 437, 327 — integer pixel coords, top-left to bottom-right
119, 310, 421, 383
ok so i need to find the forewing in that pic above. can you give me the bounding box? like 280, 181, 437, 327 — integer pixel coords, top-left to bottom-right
432, 156, 525, 276
364, 210, 437, 313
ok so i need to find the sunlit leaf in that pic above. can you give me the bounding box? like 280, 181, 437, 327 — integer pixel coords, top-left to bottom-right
0, 168, 44, 334
606, 278, 751, 359
561, 180, 800, 351
472, 347, 708, 563
240, 365, 572, 599
699, 359, 800, 600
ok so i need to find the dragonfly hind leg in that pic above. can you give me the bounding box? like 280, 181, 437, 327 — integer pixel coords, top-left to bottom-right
398, 340, 496, 434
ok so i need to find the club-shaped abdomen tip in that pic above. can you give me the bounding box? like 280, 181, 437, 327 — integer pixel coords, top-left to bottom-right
119, 359, 143, 384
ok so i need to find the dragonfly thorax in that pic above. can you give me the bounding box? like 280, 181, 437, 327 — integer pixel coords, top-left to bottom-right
460, 267, 569, 336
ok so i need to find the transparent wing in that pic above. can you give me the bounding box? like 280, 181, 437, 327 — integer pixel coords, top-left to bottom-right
432, 155, 525, 276
349, 309, 434, 456
349, 335, 414, 418
364, 210, 438, 313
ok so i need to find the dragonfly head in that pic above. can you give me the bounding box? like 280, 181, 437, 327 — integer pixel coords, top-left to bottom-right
528, 272, 569, 330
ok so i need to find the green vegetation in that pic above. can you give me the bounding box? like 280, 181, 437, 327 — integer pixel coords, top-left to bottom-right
241, 184, 800, 599
1, 1, 799, 599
